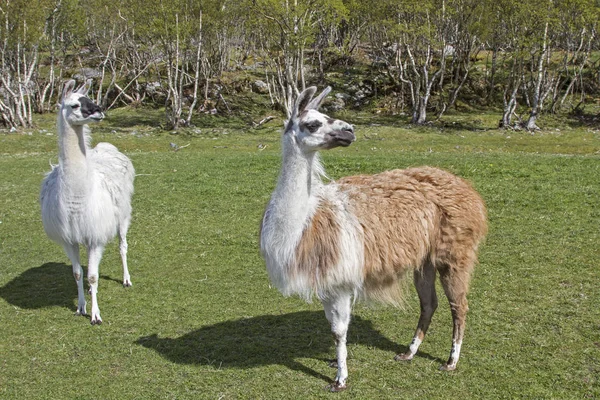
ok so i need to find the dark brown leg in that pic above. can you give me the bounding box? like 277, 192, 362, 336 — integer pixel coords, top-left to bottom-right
395, 262, 438, 361
438, 262, 472, 370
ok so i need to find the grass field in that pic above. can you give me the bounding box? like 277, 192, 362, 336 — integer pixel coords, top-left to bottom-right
1, 109, 599, 399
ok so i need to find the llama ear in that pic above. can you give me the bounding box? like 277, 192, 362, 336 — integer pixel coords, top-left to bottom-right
62, 80, 76, 100
294, 86, 317, 116
306, 86, 331, 110
76, 79, 92, 95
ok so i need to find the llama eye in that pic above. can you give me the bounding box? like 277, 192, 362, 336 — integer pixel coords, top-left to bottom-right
306, 121, 322, 133
72, 104, 80, 109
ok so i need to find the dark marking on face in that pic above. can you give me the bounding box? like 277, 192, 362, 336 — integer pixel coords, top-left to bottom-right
301, 119, 323, 133
327, 118, 335, 124
79, 97, 102, 118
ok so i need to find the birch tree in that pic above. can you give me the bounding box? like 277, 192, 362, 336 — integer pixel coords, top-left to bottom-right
437, 0, 486, 117
131, 0, 208, 129
368, 0, 449, 124
249, 0, 346, 117
552, 0, 598, 112
488, 0, 535, 128
0, 0, 53, 128
524, 4, 553, 131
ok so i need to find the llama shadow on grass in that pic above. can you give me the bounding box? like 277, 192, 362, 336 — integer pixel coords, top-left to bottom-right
0, 262, 77, 311
136, 311, 440, 383
0, 262, 124, 312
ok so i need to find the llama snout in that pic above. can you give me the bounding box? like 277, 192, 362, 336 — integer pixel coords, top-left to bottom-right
80, 97, 104, 120
325, 127, 356, 148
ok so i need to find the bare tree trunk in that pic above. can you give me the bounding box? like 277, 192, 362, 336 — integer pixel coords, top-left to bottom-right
486, 46, 499, 101
20, 42, 38, 127
0, 39, 38, 128
448, 68, 469, 109
526, 21, 549, 131
39, 5, 59, 113
165, 14, 182, 130
415, 97, 427, 124
500, 81, 520, 128
558, 28, 594, 111
186, 10, 203, 126
409, 46, 443, 124
500, 57, 522, 128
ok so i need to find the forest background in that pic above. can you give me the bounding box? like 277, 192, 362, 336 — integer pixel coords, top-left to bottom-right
1, 0, 600, 131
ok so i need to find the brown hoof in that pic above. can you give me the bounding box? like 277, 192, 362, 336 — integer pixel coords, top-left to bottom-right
394, 353, 413, 361
327, 381, 347, 392
439, 363, 456, 371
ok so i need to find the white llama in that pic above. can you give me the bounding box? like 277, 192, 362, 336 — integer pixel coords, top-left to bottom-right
260, 86, 487, 391
40, 79, 135, 325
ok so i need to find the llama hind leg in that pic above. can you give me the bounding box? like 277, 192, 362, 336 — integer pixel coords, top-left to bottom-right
64, 243, 86, 316
118, 219, 132, 287
87, 245, 105, 325
438, 261, 473, 371
396, 261, 438, 361
322, 293, 352, 392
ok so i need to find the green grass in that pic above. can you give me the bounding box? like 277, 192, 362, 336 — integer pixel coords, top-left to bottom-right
0, 110, 599, 399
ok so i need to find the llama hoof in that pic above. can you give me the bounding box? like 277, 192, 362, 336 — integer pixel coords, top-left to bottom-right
75, 307, 87, 317
90, 314, 103, 325
394, 352, 414, 361
327, 381, 347, 392
439, 363, 456, 371
123, 280, 132, 287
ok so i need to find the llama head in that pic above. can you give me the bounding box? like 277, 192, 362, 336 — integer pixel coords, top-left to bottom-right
286, 86, 355, 153
61, 79, 104, 126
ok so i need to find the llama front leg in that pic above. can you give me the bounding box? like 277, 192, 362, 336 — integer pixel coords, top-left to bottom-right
118, 220, 132, 287
64, 243, 86, 316
396, 262, 438, 362
322, 293, 352, 392
87, 245, 105, 325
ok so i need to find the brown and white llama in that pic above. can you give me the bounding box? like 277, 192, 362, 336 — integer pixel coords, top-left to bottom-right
260, 86, 487, 391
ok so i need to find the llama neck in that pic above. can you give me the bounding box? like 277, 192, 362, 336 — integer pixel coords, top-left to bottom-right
271, 133, 323, 223
57, 112, 89, 185
261, 129, 330, 295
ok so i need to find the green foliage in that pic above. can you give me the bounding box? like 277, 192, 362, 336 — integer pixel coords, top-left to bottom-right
0, 0, 54, 46
248, 0, 348, 50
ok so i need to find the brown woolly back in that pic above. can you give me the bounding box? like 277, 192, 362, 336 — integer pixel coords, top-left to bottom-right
337, 166, 487, 305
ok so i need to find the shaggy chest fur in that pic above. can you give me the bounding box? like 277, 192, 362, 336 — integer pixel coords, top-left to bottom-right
261, 188, 364, 300
40, 143, 134, 247
41, 172, 114, 246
